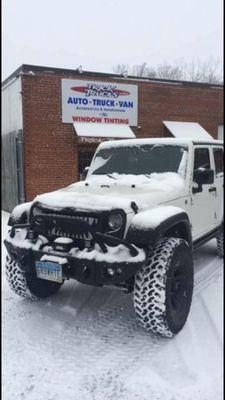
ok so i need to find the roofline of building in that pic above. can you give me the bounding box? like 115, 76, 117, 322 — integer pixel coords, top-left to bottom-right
2, 63, 224, 89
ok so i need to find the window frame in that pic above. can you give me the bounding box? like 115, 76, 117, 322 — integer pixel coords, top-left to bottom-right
193, 147, 211, 172
212, 146, 224, 177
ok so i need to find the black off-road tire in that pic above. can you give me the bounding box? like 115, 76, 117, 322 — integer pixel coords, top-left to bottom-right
5, 255, 63, 300
134, 237, 194, 338
217, 228, 224, 258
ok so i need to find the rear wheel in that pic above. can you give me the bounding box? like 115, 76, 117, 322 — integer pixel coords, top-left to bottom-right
134, 237, 194, 337
5, 255, 63, 300
217, 227, 224, 258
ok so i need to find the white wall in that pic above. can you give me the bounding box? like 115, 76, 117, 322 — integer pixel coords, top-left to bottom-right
1, 76, 23, 135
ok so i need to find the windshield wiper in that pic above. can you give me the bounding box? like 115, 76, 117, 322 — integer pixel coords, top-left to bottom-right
106, 174, 117, 180
144, 174, 152, 178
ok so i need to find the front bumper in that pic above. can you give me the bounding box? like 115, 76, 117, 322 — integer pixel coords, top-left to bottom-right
4, 230, 146, 287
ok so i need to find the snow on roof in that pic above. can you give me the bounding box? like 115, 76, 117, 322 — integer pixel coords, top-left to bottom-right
98, 136, 222, 151
73, 123, 135, 138
98, 138, 188, 150
163, 121, 213, 140
99, 138, 192, 149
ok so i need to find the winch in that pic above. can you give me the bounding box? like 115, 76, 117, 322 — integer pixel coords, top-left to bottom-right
52, 237, 74, 252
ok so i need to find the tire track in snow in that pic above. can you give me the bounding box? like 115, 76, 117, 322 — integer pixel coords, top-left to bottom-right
7, 249, 222, 388
198, 293, 223, 349
194, 257, 222, 294
77, 252, 223, 387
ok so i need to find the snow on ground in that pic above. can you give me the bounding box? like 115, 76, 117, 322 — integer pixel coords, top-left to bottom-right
2, 210, 223, 400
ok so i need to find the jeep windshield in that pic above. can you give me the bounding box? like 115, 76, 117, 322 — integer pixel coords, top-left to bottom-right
89, 144, 188, 178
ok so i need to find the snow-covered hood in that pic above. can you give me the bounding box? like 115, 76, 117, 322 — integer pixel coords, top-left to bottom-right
34, 173, 186, 213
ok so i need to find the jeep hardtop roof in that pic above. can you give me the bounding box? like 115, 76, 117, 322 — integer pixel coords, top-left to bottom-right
98, 137, 223, 150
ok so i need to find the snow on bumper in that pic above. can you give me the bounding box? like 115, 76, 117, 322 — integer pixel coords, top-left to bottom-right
4, 229, 146, 287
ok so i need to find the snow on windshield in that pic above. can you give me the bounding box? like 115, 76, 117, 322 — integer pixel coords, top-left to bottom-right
89, 144, 188, 179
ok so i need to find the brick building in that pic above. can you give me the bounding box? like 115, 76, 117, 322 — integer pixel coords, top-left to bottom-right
2, 64, 224, 211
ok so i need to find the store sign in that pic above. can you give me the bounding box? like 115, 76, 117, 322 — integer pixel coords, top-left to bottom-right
78, 136, 112, 144
61, 79, 138, 125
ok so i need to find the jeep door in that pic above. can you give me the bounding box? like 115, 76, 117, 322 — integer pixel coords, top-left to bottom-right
190, 146, 217, 240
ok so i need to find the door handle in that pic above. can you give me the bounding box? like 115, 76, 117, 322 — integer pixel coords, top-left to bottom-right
208, 187, 217, 193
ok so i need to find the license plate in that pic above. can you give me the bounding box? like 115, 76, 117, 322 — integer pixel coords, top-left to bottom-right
36, 261, 63, 283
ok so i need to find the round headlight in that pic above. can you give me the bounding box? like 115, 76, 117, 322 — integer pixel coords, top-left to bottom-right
108, 213, 123, 230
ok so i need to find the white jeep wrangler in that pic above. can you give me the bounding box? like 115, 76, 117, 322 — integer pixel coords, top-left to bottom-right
4, 138, 224, 337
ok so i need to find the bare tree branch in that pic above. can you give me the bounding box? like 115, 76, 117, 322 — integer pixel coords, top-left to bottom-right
156, 63, 184, 80
113, 57, 223, 84
112, 64, 128, 75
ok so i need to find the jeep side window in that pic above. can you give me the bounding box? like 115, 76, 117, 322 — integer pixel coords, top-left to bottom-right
213, 148, 224, 175
194, 148, 210, 171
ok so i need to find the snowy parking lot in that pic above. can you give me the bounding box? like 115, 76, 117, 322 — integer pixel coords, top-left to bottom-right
2, 210, 223, 400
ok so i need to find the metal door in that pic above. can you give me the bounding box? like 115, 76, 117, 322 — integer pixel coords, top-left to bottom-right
1, 129, 25, 212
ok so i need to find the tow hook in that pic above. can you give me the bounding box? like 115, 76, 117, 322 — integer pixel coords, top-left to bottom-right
94, 232, 138, 257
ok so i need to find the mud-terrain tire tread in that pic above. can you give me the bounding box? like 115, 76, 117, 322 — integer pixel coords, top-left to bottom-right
134, 237, 193, 338
5, 255, 63, 300
217, 229, 224, 258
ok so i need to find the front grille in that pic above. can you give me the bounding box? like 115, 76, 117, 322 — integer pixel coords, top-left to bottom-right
47, 215, 99, 240
31, 211, 101, 242
30, 202, 126, 242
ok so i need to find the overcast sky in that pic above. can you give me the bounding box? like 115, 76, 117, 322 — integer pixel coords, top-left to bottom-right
2, 0, 223, 80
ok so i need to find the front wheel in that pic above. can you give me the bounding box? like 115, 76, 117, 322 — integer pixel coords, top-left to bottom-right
5, 255, 63, 300
134, 237, 194, 337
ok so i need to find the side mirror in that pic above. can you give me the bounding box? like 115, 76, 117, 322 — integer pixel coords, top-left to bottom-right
81, 166, 89, 181
193, 168, 214, 185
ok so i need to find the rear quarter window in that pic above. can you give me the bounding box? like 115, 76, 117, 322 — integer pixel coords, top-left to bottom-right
213, 148, 224, 176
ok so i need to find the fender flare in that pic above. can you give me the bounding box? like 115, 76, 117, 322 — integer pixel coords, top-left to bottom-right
8, 202, 33, 226
126, 206, 192, 247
